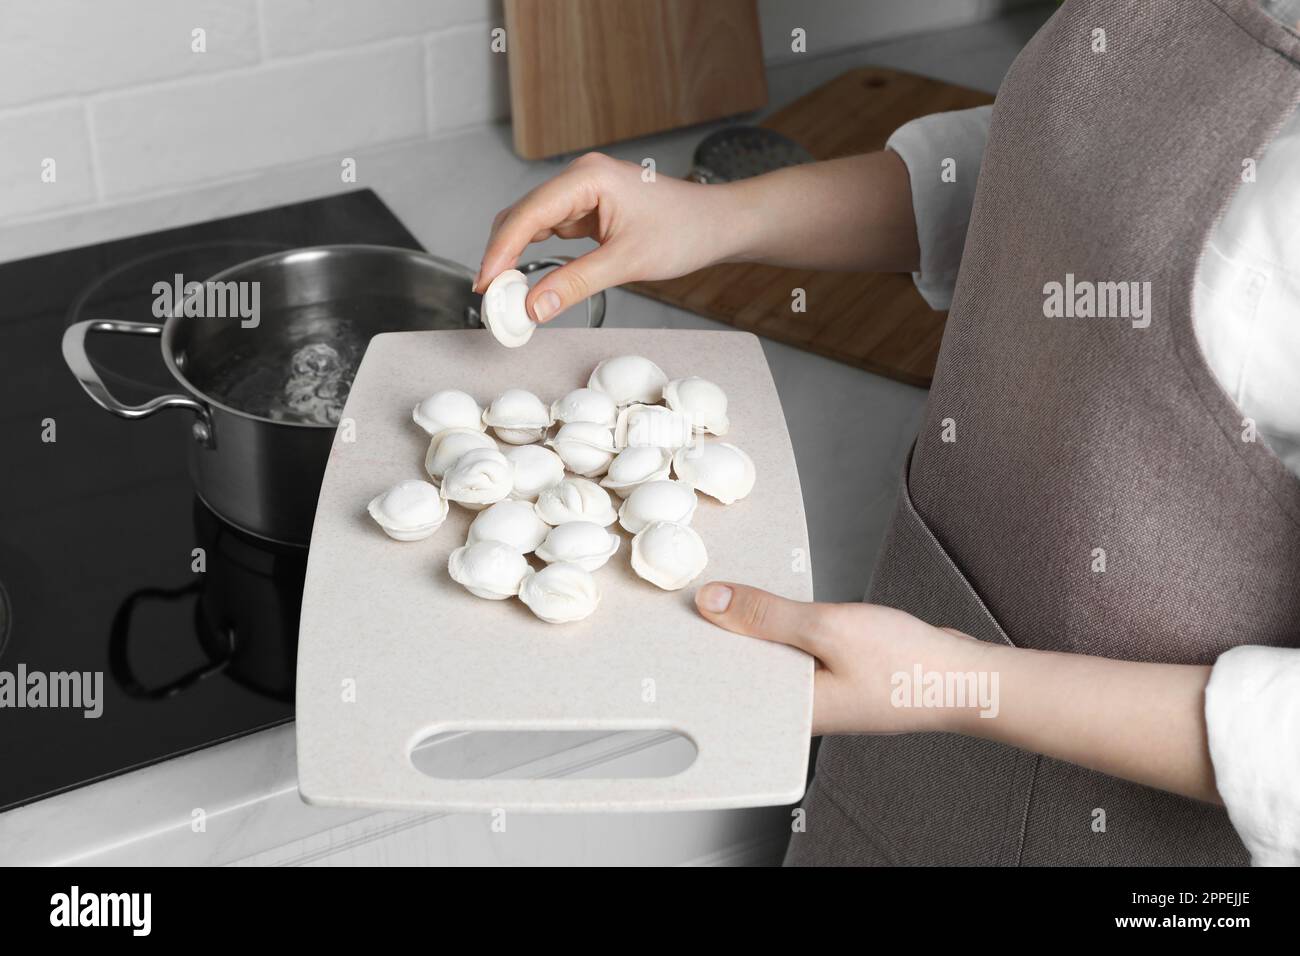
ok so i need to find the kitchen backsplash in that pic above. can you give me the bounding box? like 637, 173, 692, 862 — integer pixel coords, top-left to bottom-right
1, 0, 1032, 223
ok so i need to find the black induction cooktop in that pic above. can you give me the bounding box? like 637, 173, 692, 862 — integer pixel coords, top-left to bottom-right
0, 190, 423, 813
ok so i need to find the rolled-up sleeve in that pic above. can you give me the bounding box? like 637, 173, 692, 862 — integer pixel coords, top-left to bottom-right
885, 105, 992, 311
1205, 645, 1300, 866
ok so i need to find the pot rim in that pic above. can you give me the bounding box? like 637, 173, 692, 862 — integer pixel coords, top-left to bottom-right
158, 244, 479, 430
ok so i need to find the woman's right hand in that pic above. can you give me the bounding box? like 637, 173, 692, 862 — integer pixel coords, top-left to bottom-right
473, 152, 743, 324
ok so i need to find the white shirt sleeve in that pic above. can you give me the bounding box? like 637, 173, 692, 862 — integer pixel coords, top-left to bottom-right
884, 105, 992, 311
1205, 645, 1300, 866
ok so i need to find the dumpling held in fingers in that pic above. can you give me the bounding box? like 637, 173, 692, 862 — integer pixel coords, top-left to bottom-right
482, 269, 535, 348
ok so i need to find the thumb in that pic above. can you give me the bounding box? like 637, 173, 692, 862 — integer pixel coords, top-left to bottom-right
695, 582, 823, 655
525, 245, 624, 324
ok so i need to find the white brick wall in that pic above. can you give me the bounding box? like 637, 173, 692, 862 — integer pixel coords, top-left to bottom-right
92, 39, 428, 197
261, 0, 492, 57
425, 23, 511, 132
757, 0, 1035, 63
0, 0, 1028, 223
0, 103, 96, 217
0, 0, 505, 221
0, 0, 260, 109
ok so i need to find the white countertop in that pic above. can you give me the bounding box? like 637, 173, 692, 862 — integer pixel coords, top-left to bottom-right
0, 8, 1050, 864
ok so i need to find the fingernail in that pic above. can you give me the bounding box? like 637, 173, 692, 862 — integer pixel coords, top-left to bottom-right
700, 584, 732, 613
532, 290, 561, 323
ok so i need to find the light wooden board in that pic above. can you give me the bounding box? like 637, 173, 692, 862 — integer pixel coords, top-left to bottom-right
504, 0, 767, 159
296, 329, 813, 812
627, 67, 995, 387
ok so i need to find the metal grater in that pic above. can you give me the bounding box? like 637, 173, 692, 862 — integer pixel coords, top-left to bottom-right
687, 126, 814, 184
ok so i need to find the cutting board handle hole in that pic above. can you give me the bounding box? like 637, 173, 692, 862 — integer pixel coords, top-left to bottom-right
409, 728, 697, 780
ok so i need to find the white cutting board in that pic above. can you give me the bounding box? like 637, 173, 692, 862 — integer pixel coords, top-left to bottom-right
296, 329, 813, 812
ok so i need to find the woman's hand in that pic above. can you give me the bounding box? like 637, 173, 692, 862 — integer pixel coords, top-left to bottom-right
694, 581, 982, 736
474, 152, 745, 323
474, 149, 922, 324
695, 581, 1223, 804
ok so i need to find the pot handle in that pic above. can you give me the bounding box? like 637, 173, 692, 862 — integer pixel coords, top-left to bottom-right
516, 256, 607, 329
62, 320, 215, 447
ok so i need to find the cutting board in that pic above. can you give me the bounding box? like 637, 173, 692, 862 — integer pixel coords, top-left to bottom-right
627, 67, 995, 387
504, 0, 767, 160
296, 329, 813, 812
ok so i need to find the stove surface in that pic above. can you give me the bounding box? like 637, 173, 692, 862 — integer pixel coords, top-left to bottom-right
0, 190, 423, 812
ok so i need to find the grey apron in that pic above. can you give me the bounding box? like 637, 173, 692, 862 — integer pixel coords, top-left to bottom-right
787, 0, 1300, 866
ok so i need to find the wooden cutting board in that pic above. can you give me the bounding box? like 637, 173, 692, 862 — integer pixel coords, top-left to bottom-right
297, 329, 814, 812
627, 67, 994, 388
504, 0, 767, 160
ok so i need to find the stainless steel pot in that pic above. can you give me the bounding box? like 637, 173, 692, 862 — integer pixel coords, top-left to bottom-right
63, 244, 605, 546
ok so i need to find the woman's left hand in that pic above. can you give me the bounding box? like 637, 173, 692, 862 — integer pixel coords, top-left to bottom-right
696, 581, 1225, 805
694, 581, 983, 736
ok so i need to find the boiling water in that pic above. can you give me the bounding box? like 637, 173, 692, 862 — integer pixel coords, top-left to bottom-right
201, 334, 361, 425
280, 341, 353, 425
192, 297, 470, 425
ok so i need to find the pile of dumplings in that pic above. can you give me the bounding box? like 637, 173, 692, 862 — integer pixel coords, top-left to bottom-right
366, 355, 755, 625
